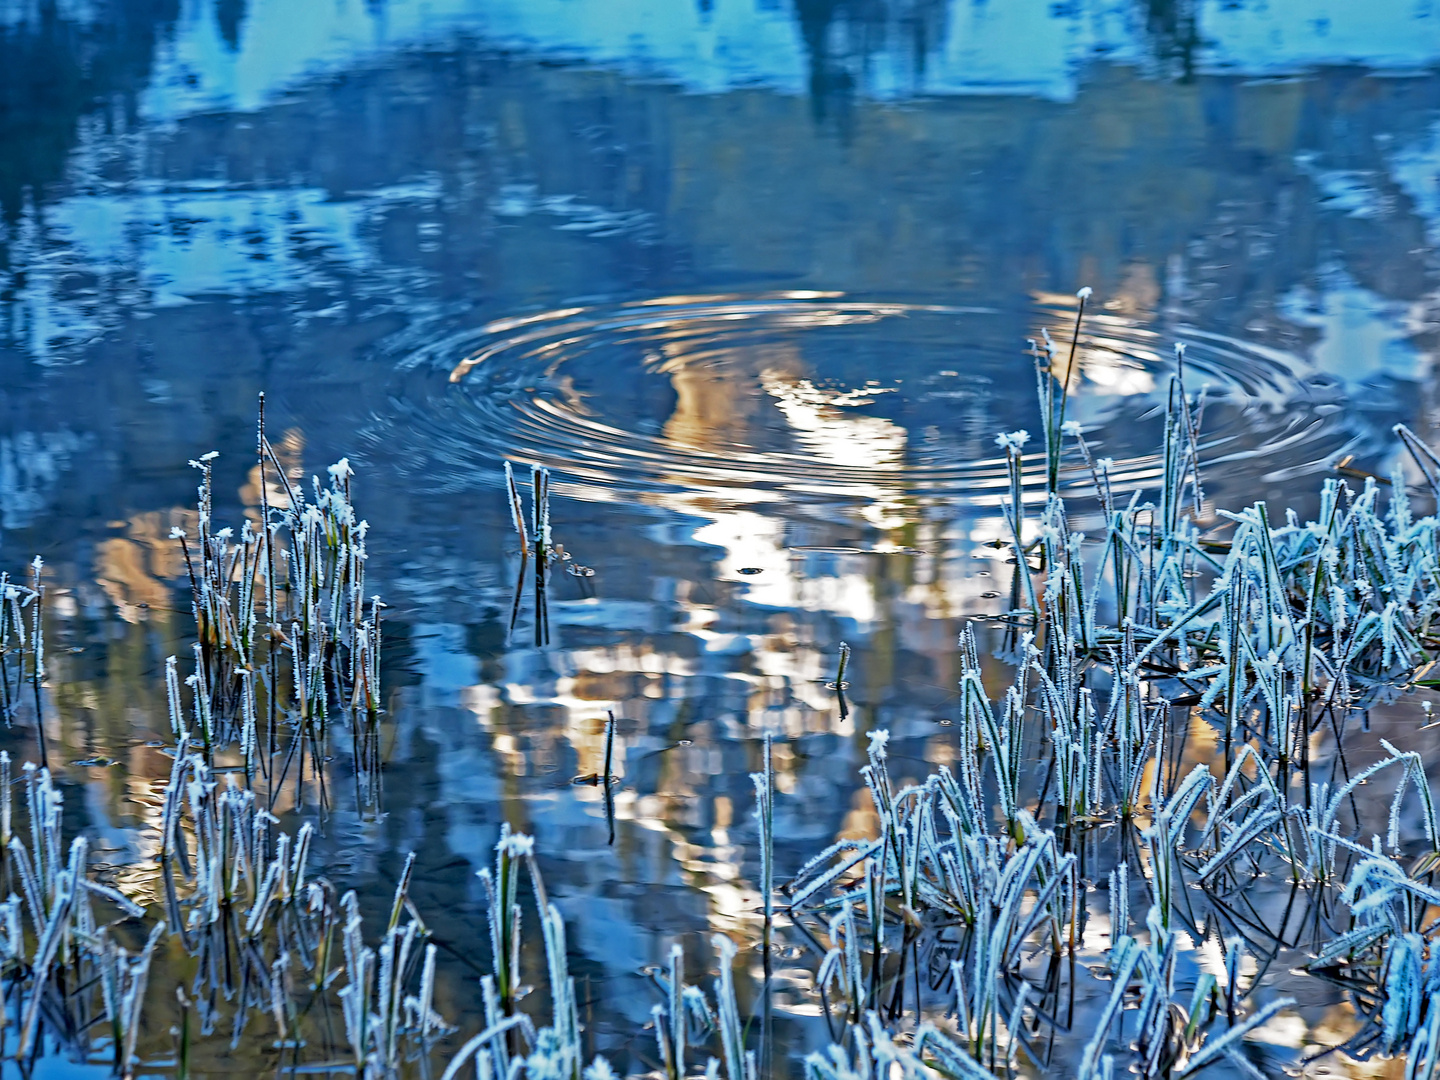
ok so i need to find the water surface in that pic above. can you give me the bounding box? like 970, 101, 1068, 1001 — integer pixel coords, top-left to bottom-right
5, 0, 1440, 1072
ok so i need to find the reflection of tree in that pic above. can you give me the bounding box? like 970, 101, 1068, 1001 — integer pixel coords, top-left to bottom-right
215, 0, 247, 52
789, 0, 1213, 122
794, 0, 856, 125
0, 0, 177, 225
792, 0, 951, 124
1139, 0, 1201, 80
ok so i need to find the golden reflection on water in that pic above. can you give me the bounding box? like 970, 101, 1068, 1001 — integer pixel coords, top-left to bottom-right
24, 386, 1094, 1074
25, 286, 1410, 1073
94, 510, 193, 623
33, 566, 1437, 1072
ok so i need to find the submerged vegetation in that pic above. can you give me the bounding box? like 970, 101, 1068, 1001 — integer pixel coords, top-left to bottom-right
5, 303, 1440, 1077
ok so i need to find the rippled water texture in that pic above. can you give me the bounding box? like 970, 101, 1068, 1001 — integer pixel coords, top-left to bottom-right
395, 293, 1362, 512
4, 0, 1440, 1074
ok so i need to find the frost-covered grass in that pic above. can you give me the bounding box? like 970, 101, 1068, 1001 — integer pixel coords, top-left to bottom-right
9, 305, 1440, 1078
770, 298, 1440, 1078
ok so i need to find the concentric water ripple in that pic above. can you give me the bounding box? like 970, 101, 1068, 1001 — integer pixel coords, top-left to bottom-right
379, 292, 1386, 510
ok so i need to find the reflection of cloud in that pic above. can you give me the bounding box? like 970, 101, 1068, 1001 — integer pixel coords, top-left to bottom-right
11, 183, 437, 359
1201, 0, 1440, 71
1279, 267, 1429, 384
693, 511, 877, 630
0, 429, 89, 530
1078, 347, 1157, 396
117, 0, 1440, 128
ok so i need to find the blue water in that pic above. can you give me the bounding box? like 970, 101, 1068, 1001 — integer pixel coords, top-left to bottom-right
3, 0, 1440, 1071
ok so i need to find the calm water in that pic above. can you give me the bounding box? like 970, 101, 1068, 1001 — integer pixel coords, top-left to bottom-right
4, 0, 1440, 1073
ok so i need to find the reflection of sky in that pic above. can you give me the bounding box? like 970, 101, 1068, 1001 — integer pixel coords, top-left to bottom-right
10, 180, 440, 359
1202, 0, 1440, 71
133, 0, 1440, 118
7, 0, 1440, 368
0, 0, 1437, 546
1392, 121, 1440, 248
47, 185, 378, 302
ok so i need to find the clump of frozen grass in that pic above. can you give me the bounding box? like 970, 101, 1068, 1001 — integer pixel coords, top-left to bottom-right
445, 828, 611, 1080
652, 944, 714, 1080
503, 461, 576, 647
769, 294, 1440, 1075
0, 759, 149, 1066
789, 723, 1077, 1067
169, 400, 384, 808
148, 737, 447, 1068
0, 701, 441, 1073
